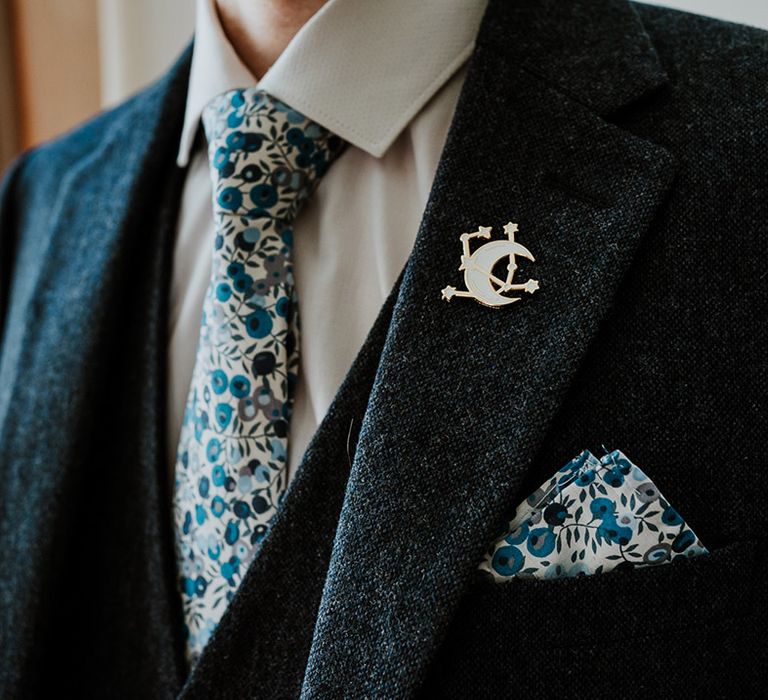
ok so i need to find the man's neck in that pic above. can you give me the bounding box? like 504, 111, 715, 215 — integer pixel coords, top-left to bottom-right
216, 0, 328, 79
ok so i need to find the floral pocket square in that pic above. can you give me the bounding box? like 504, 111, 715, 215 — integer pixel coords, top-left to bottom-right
479, 449, 708, 581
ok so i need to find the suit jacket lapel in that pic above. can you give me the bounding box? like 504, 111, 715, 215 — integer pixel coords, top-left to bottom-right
300, 0, 677, 696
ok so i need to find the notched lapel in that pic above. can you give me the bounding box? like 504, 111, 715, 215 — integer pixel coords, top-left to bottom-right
300, 1, 677, 696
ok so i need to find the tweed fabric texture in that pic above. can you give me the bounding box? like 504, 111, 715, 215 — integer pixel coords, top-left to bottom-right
0, 1, 766, 697
0, 50, 192, 697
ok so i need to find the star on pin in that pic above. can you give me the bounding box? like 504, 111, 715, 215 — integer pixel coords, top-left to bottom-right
441, 285, 457, 301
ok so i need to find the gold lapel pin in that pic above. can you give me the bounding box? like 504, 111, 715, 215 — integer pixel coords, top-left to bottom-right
441, 222, 540, 308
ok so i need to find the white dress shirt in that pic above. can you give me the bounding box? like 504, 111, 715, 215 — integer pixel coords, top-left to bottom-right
169, 0, 487, 482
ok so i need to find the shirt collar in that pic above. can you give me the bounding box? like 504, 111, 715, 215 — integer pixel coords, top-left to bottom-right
177, 0, 487, 166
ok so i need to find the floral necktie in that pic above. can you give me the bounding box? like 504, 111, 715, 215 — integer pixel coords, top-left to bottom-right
172, 88, 345, 663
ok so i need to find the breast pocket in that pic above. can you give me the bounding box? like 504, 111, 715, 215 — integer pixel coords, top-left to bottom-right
423, 539, 765, 699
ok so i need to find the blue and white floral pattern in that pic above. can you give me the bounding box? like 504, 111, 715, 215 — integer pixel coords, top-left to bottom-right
479, 449, 708, 581
172, 88, 345, 663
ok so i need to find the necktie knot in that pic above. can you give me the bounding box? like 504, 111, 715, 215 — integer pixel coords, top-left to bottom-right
203, 88, 345, 227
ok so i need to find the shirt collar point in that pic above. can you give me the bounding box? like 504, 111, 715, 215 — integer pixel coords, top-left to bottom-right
176, 123, 197, 167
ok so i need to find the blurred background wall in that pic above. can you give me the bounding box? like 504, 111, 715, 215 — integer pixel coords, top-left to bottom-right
0, 0, 195, 172
0, 0, 767, 172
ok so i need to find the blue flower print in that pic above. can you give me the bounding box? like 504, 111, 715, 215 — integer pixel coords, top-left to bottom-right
251, 495, 270, 514
612, 456, 633, 475
543, 503, 568, 526
602, 466, 625, 487
226, 131, 245, 149
250, 183, 277, 208
672, 529, 696, 552
224, 520, 239, 545
215, 404, 233, 429
527, 527, 556, 557
286, 110, 305, 124
480, 450, 708, 582
270, 437, 287, 462
220, 558, 240, 585
233, 500, 251, 519
211, 495, 226, 518
211, 465, 226, 487
226, 262, 245, 278
206, 538, 222, 561
173, 88, 347, 663
217, 187, 242, 211
229, 375, 251, 398
242, 227, 260, 244
240, 165, 262, 182
251, 350, 276, 376
232, 274, 254, 295
237, 471, 252, 494
215, 283, 232, 302
275, 296, 291, 318
492, 546, 524, 576
286, 127, 306, 145
253, 464, 271, 484
504, 521, 529, 545
245, 308, 273, 338
597, 515, 632, 546
213, 147, 230, 171
251, 524, 269, 544
206, 438, 222, 462
590, 497, 614, 519
235, 230, 258, 253
211, 370, 227, 395
243, 133, 262, 152
194, 411, 208, 442
662, 504, 683, 526
227, 111, 244, 129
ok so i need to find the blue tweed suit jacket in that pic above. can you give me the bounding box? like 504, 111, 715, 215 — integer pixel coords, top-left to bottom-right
1, 0, 766, 697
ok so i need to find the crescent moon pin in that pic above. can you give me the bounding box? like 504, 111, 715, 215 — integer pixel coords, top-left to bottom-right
441, 222, 540, 308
